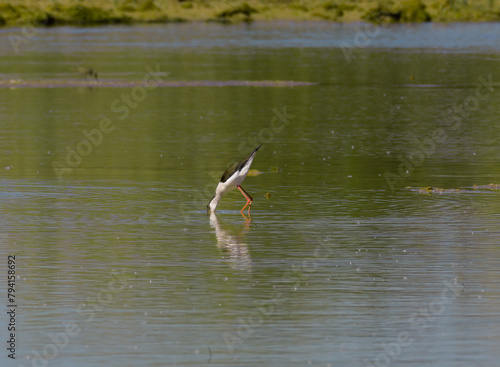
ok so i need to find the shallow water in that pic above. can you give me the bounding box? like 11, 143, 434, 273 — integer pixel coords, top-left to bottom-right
0, 22, 499, 367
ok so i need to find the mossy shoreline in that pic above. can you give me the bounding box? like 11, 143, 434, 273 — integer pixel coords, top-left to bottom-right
1, 0, 499, 27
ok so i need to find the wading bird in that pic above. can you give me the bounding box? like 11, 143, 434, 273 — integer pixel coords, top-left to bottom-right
77, 67, 98, 82
207, 145, 261, 214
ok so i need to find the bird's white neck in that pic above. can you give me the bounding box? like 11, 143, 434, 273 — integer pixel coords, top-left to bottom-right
208, 192, 223, 212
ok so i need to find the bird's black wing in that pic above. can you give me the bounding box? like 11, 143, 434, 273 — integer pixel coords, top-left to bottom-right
220, 145, 262, 183
220, 161, 239, 183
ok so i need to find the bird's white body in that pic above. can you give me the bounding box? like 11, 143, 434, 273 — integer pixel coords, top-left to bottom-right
208, 146, 260, 212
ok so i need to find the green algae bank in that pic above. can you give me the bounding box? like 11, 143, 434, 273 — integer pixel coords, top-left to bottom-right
1, 19, 500, 367
1, 0, 500, 26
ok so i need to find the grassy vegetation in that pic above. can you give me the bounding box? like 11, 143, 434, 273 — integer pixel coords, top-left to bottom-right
0, 0, 499, 26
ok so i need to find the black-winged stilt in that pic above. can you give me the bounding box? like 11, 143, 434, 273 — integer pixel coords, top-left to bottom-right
207, 145, 262, 214
77, 67, 98, 82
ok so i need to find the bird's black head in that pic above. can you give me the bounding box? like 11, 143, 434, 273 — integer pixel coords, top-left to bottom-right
207, 194, 216, 213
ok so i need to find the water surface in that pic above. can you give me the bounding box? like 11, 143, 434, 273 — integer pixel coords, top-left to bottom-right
0, 22, 499, 367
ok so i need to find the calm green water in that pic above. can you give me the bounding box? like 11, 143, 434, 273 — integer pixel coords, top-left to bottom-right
1, 22, 500, 367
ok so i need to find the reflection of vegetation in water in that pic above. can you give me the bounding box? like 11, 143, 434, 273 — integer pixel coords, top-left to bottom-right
0, 0, 499, 26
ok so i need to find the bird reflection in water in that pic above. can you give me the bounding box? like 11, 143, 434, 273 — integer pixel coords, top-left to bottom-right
209, 211, 252, 271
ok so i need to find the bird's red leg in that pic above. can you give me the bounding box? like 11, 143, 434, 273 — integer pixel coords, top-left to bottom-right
237, 185, 253, 213
240, 210, 251, 223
